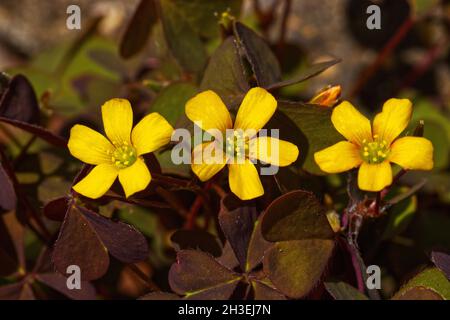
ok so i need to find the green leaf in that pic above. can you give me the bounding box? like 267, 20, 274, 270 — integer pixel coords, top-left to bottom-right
271, 101, 342, 175
120, 0, 158, 59
233, 22, 281, 87
382, 189, 417, 240
264, 239, 334, 299
200, 37, 249, 106
410, 99, 450, 170
159, 0, 208, 75
261, 190, 334, 242
392, 286, 443, 300
168, 0, 242, 39
149, 82, 197, 176
409, 0, 440, 16
325, 282, 369, 300
150, 82, 198, 127
394, 268, 450, 300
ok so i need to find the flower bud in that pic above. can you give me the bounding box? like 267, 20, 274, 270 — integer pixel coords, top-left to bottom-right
309, 85, 341, 107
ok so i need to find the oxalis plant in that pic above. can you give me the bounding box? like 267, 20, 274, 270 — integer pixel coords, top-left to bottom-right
0, 0, 449, 301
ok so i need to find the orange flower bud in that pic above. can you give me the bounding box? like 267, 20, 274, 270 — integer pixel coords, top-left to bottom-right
309, 85, 341, 107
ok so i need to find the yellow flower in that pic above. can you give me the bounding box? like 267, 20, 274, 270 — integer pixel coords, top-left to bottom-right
314, 99, 434, 192
186, 87, 299, 200
68, 99, 174, 199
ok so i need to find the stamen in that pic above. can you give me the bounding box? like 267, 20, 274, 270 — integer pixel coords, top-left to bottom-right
112, 144, 137, 169
225, 130, 250, 161
360, 136, 390, 164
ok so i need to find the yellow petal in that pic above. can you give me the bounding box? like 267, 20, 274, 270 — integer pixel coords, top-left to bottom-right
249, 137, 299, 166
373, 98, 412, 145
331, 101, 372, 145
314, 141, 362, 173
132, 113, 174, 155
118, 157, 151, 198
185, 90, 232, 133
228, 161, 264, 200
191, 142, 226, 182
68, 124, 115, 165
234, 87, 277, 133
358, 161, 392, 192
102, 98, 133, 146
389, 136, 433, 170
73, 164, 118, 199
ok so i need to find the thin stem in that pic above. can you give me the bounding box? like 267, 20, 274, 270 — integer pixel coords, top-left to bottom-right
155, 186, 189, 218
374, 192, 381, 216
347, 240, 365, 293
380, 169, 407, 199
350, 17, 415, 98
399, 38, 448, 91
184, 181, 213, 229
211, 182, 226, 199
276, 0, 291, 56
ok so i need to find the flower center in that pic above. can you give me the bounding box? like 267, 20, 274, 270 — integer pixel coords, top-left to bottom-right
361, 136, 389, 164
225, 130, 249, 160
111, 143, 137, 169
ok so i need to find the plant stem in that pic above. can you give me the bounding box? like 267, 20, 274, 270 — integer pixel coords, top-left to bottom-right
155, 186, 189, 218
380, 169, 407, 199
347, 239, 365, 293
184, 181, 213, 229
276, 0, 292, 56
211, 182, 226, 199
350, 17, 415, 98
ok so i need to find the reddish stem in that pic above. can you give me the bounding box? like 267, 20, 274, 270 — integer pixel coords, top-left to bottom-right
350, 17, 415, 97
184, 181, 213, 229
399, 39, 448, 91
347, 241, 365, 293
